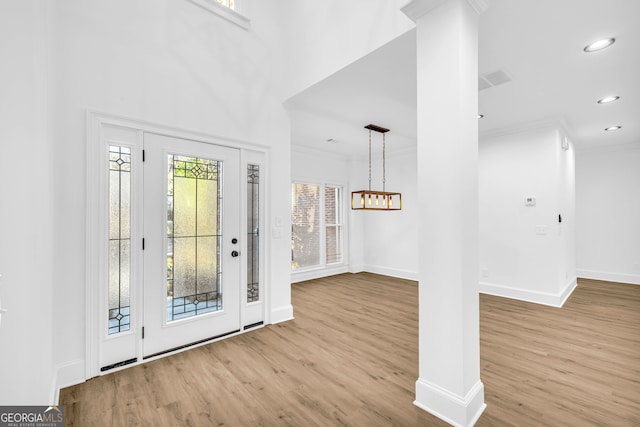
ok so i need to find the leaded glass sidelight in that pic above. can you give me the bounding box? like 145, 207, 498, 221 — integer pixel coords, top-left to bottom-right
167, 154, 223, 321
247, 164, 260, 303
108, 146, 131, 335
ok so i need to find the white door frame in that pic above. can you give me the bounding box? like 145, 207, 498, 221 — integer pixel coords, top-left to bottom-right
86, 111, 269, 379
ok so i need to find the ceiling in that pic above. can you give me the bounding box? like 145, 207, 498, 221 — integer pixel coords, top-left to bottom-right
285, 0, 640, 158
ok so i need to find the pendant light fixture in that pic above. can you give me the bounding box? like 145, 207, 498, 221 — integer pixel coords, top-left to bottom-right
351, 124, 402, 211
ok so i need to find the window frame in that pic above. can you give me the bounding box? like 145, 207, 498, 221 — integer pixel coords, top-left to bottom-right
291, 181, 347, 275
323, 185, 345, 266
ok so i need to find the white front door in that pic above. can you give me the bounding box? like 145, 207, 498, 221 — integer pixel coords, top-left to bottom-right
142, 133, 241, 358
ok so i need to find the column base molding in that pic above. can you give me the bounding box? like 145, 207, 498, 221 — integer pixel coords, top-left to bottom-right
414, 378, 486, 427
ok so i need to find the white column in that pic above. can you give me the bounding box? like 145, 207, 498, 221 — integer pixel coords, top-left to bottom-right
402, 0, 487, 426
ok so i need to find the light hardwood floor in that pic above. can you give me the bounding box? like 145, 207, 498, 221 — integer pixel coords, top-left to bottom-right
60, 274, 640, 426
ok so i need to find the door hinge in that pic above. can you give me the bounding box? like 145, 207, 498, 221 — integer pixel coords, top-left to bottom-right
142, 326, 145, 339
142, 238, 145, 250
142, 149, 145, 162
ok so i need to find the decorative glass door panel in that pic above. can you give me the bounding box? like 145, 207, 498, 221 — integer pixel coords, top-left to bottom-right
167, 155, 222, 321
143, 133, 240, 358
108, 145, 132, 334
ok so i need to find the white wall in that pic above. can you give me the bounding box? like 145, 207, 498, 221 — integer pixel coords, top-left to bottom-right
0, 0, 55, 405
360, 149, 419, 280
281, 0, 414, 99
291, 147, 349, 185
44, 0, 292, 395
576, 145, 640, 284
479, 126, 576, 306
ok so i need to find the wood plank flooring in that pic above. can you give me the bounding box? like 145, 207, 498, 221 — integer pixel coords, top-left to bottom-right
60, 274, 640, 426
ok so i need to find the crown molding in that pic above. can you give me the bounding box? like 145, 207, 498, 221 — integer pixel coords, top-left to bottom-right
575, 141, 640, 155
401, 0, 488, 22
479, 117, 576, 143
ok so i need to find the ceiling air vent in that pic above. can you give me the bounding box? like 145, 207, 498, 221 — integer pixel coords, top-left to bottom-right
479, 69, 512, 91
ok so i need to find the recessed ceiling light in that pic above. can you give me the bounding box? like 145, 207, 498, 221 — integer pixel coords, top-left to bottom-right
477, 114, 484, 119
597, 95, 620, 104
605, 125, 621, 131
583, 38, 615, 52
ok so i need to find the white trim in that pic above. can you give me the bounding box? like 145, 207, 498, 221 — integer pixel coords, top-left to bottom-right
401, 0, 447, 22
87, 110, 269, 152
479, 278, 577, 307
52, 359, 85, 404
577, 270, 640, 286
363, 265, 418, 281
575, 141, 640, 154
241, 150, 267, 327
270, 304, 294, 324
480, 117, 575, 143
85, 111, 101, 379
401, 0, 488, 22
188, 0, 250, 30
414, 378, 486, 427
291, 265, 349, 283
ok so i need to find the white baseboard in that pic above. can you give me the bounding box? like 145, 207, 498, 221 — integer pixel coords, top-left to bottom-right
577, 269, 640, 285
270, 304, 294, 324
291, 265, 349, 283
348, 265, 365, 274
479, 278, 577, 308
51, 359, 85, 404
363, 265, 418, 281
414, 378, 486, 427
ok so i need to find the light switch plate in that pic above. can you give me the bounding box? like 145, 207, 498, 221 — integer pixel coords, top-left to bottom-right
272, 227, 281, 239
535, 225, 548, 235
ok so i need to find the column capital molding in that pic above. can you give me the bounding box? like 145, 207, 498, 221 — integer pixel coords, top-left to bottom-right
401, 0, 488, 22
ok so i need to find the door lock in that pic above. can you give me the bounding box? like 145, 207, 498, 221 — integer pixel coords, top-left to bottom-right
231, 250, 239, 257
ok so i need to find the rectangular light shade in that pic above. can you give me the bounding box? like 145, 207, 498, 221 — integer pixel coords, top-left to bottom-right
351, 190, 402, 210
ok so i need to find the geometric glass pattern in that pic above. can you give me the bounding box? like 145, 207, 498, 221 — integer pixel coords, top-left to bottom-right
166, 154, 223, 321
108, 145, 131, 334
247, 164, 259, 303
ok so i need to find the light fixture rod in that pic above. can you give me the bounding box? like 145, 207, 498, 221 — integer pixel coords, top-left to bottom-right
364, 124, 390, 191
368, 128, 372, 191
382, 132, 386, 192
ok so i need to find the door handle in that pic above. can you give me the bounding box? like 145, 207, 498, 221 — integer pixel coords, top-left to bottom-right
231, 250, 239, 257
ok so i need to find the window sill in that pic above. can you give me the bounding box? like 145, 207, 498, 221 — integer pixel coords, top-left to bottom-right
291, 264, 349, 283
189, 0, 250, 31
